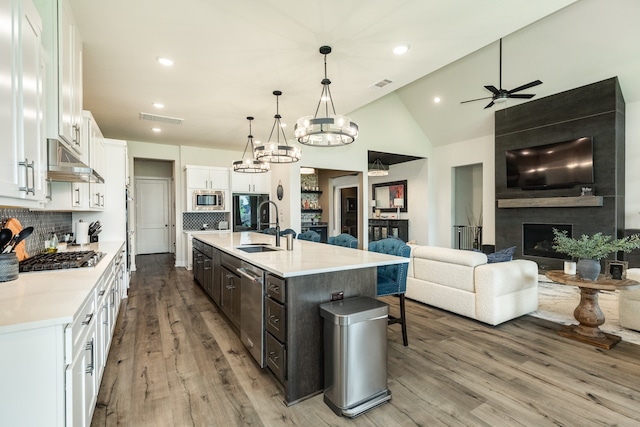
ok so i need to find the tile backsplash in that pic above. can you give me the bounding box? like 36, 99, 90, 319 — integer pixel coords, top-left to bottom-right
0, 208, 73, 256
183, 212, 228, 230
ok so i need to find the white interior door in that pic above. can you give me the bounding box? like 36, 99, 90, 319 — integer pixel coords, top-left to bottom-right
135, 178, 170, 254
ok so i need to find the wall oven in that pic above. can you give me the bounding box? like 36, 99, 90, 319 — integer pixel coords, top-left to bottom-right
190, 190, 225, 211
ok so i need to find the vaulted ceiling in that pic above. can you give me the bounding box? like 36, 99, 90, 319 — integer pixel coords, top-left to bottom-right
68, 1, 640, 153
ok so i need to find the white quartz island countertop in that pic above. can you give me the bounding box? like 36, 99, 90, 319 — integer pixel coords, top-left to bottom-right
0, 240, 124, 334
192, 231, 409, 278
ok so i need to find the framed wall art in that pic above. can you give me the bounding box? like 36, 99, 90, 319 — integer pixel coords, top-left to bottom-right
372, 180, 407, 213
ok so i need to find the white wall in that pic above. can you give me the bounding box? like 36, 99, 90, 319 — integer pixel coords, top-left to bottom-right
369, 159, 429, 244
432, 135, 495, 248
626, 101, 640, 229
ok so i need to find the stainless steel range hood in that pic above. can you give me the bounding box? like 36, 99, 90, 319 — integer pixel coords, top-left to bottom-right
47, 139, 104, 183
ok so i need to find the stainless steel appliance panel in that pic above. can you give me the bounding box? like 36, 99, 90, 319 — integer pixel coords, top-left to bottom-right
238, 261, 265, 367
192, 190, 225, 211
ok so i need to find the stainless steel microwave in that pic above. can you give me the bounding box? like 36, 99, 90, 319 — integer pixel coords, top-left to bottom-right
191, 190, 225, 211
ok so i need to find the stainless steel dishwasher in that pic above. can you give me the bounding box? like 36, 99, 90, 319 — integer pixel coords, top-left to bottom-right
237, 261, 266, 367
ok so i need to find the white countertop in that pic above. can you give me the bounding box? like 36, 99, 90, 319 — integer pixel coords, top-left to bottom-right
193, 232, 408, 278
0, 241, 125, 334
183, 229, 231, 234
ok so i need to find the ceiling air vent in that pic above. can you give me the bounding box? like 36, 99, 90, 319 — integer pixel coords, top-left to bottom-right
369, 79, 393, 90
139, 112, 184, 125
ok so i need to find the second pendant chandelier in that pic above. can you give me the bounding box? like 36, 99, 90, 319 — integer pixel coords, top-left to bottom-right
254, 91, 301, 164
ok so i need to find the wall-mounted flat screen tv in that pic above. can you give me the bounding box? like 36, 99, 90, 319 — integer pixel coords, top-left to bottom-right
505, 136, 594, 190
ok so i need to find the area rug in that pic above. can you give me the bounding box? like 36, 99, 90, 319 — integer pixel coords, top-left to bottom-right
530, 275, 640, 346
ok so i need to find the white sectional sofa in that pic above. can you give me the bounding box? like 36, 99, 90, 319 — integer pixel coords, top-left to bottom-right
406, 245, 539, 325
619, 268, 640, 332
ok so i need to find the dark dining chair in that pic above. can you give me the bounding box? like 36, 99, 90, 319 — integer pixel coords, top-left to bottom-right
298, 230, 321, 242
327, 233, 358, 249
279, 228, 297, 239
261, 227, 278, 235
368, 237, 411, 346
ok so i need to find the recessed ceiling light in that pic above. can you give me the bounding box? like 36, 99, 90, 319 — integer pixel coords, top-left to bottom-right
434, 97, 441, 103
152, 102, 164, 109
393, 44, 410, 55
156, 56, 174, 66
152, 127, 161, 132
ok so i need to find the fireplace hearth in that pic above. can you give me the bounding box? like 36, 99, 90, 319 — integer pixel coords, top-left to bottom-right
523, 223, 572, 260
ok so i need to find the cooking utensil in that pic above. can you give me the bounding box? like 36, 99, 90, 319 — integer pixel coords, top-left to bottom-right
3, 218, 28, 261
0, 228, 12, 250
3, 226, 34, 254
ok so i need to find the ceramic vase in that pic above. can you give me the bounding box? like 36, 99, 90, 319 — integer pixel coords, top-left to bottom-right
577, 258, 601, 281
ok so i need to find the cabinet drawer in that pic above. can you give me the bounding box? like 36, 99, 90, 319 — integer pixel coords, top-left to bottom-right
265, 297, 286, 343
266, 274, 285, 303
65, 291, 96, 364
266, 332, 286, 383
221, 252, 241, 272
202, 243, 213, 258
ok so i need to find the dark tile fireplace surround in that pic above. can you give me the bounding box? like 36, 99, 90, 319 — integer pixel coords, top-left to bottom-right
494, 77, 627, 271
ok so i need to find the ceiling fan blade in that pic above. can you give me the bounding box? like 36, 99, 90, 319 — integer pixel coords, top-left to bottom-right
484, 85, 500, 95
508, 80, 542, 94
484, 100, 495, 109
460, 96, 493, 104
509, 93, 535, 99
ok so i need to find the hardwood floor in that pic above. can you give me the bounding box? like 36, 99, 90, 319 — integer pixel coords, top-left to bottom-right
92, 254, 640, 426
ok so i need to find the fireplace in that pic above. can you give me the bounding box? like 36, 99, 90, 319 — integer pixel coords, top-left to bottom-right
522, 223, 572, 259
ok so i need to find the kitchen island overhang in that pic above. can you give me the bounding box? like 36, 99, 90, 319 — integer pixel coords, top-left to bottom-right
191, 231, 408, 405
191, 231, 408, 278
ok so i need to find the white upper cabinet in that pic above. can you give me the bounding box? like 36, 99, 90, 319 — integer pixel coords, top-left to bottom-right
46, 111, 105, 211
58, 0, 82, 154
86, 111, 105, 209
231, 171, 271, 194
34, 0, 85, 162
0, 0, 47, 207
185, 166, 229, 190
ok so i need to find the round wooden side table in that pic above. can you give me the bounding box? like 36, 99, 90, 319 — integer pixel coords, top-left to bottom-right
545, 270, 640, 349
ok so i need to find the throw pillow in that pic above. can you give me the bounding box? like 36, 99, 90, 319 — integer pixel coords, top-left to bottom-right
487, 246, 516, 263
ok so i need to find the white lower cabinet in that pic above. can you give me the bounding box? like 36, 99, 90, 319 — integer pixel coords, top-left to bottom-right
65, 326, 96, 427
0, 243, 125, 426
64, 247, 123, 426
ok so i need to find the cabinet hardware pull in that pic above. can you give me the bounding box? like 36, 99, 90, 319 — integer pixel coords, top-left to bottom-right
74, 186, 80, 205
27, 160, 35, 195
85, 339, 94, 375
82, 313, 93, 325
18, 159, 35, 194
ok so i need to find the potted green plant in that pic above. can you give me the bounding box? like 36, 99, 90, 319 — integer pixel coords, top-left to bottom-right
552, 229, 640, 280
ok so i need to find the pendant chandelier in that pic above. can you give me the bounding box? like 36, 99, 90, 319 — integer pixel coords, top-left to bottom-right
368, 158, 389, 176
295, 46, 359, 147
232, 116, 270, 173
255, 91, 301, 163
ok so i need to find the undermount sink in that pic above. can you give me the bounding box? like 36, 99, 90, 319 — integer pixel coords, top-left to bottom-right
236, 245, 280, 253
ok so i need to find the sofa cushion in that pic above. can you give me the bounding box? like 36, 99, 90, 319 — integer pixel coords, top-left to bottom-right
411, 245, 487, 267
486, 246, 516, 263
410, 246, 487, 293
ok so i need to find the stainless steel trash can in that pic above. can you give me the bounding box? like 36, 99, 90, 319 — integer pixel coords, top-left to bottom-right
319, 296, 391, 417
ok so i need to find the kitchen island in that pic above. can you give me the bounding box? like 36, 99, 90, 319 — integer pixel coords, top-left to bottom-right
192, 231, 408, 405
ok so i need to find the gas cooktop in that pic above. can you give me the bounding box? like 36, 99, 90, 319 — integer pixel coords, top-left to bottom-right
19, 251, 105, 272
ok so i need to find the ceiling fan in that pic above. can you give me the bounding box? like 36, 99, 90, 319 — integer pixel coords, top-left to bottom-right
461, 38, 542, 109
